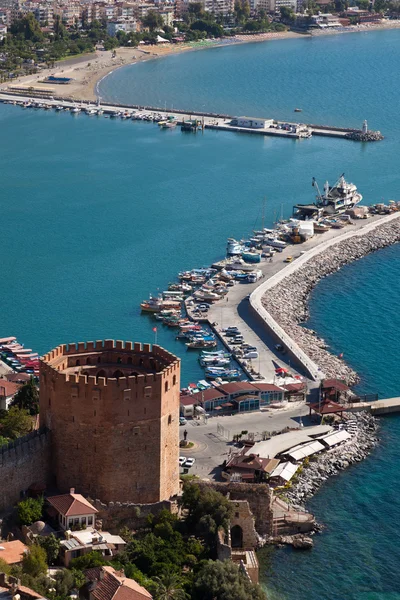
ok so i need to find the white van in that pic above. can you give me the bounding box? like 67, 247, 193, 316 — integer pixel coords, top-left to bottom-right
243, 351, 259, 359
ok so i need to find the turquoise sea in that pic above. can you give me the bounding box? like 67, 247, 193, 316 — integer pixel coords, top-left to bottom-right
2, 27, 400, 599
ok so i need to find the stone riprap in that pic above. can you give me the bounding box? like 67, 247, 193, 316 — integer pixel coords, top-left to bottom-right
261, 217, 400, 384
285, 412, 378, 508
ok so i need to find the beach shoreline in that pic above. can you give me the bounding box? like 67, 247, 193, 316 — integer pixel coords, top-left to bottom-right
2, 20, 400, 104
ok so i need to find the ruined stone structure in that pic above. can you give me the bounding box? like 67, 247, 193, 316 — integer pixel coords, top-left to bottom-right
198, 481, 273, 536
0, 429, 51, 512
39, 340, 180, 504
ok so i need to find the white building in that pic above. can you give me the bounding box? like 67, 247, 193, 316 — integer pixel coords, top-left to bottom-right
309, 12, 342, 27
233, 116, 273, 129
47, 489, 98, 531
275, 0, 297, 10
107, 19, 137, 35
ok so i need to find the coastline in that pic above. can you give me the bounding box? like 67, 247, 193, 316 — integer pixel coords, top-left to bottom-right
2, 20, 400, 104
259, 214, 400, 384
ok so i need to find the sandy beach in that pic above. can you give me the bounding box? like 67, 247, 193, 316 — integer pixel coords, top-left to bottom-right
1, 20, 400, 103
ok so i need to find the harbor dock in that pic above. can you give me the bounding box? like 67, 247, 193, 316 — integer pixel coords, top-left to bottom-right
0, 92, 381, 142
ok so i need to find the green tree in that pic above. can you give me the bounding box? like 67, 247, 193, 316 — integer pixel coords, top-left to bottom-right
0, 557, 12, 575
11, 377, 39, 415
181, 484, 232, 537
234, 0, 250, 23
0, 406, 32, 439
193, 560, 266, 600
152, 573, 187, 600
142, 10, 164, 31
10, 14, 44, 42
53, 569, 75, 596
18, 496, 44, 526
70, 550, 108, 571
280, 6, 296, 21
22, 545, 47, 578
37, 534, 60, 565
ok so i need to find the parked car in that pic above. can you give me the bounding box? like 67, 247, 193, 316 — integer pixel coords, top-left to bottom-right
179, 457, 187, 467
179, 417, 187, 425
185, 457, 195, 468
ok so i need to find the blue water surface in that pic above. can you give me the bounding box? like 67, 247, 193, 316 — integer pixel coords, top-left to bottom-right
2, 27, 400, 599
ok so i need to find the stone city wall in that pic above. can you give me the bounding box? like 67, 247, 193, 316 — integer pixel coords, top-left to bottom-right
92, 497, 179, 533
0, 429, 51, 512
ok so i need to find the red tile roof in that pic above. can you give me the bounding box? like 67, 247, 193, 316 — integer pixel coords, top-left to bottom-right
252, 383, 283, 392
0, 380, 20, 397
199, 388, 228, 402
47, 492, 98, 517
217, 382, 257, 395
179, 394, 199, 406
309, 400, 346, 415
322, 379, 350, 392
0, 540, 28, 564
85, 566, 152, 600
283, 383, 307, 392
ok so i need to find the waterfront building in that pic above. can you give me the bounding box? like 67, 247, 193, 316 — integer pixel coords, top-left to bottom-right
203, 0, 235, 16
107, 18, 138, 35
39, 340, 181, 504
309, 12, 342, 27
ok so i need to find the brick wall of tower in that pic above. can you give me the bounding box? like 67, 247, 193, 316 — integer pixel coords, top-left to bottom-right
39, 341, 180, 504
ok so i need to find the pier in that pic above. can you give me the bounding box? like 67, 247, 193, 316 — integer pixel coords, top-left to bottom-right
0, 92, 382, 142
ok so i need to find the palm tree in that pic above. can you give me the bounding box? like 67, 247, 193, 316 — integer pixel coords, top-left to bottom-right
152, 574, 187, 600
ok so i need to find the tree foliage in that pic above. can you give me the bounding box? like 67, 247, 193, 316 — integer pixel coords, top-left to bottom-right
142, 10, 164, 31
70, 550, 109, 571
193, 560, 267, 600
0, 406, 32, 439
22, 544, 48, 578
37, 534, 61, 565
17, 496, 44, 526
11, 377, 39, 415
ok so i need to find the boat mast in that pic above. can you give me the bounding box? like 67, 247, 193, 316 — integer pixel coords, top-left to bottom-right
262, 196, 266, 230
312, 177, 324, 203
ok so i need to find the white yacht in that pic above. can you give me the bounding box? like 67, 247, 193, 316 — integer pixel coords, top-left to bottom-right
226, 238, 244, 256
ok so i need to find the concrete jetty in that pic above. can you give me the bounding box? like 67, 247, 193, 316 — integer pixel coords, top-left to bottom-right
0, 92, 381, 142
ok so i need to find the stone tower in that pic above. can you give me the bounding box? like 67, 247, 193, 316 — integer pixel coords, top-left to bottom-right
39, 340, 180, 504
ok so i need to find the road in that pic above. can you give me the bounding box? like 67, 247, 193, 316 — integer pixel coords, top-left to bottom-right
179, 401, 310, 479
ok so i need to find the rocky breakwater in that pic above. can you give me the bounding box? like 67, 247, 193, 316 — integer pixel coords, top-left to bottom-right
345, 130, 384, 142
285, 412, 378, 508
261, 216, 400, 384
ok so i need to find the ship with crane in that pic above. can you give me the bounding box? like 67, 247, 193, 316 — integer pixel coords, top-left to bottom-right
292, 174, 363, 220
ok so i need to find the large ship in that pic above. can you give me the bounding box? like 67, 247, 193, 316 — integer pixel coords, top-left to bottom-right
293, 174, 363, 219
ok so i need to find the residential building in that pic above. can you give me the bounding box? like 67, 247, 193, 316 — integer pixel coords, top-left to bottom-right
60, 528, 126, 566
309, 12, 342, 27
83, 566, 152, 600
0, 379, 20, 411
225, 449, 279, 482
107, 19, 137, 35
47, 488, 98, 531
0, 573, 49, 600
275, 0, 297, 10
203, 0, 234, 16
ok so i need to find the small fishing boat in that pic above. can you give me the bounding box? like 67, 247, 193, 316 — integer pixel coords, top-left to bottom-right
186, 340, 218, 350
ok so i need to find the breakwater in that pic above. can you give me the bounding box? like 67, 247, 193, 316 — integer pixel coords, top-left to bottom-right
259, 214, 400, 384
0, 93, 382, 142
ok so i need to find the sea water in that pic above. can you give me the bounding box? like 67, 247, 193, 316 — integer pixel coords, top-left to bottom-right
2, 28, 400, 599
